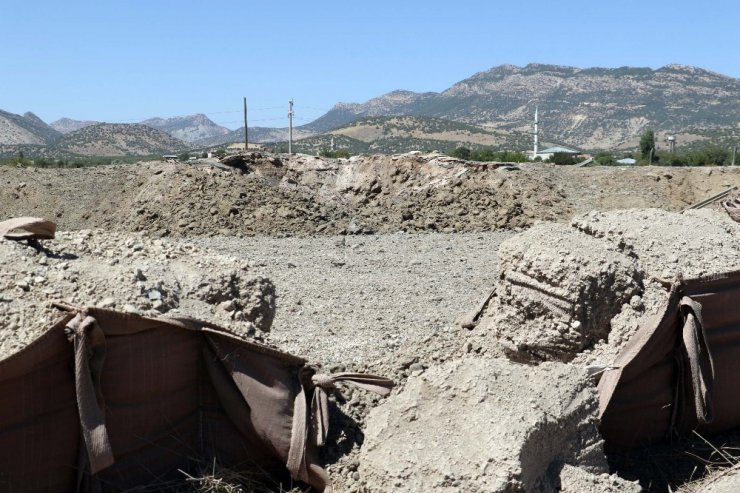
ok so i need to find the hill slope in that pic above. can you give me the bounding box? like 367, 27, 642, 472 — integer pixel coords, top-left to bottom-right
141, 114, 230, 143
309, 64, 740, 150
52, 123, 187, 156
50, 118, 100, 134
0, 110, 61, 145
193, 126, 314, 147
279, 116, 532, 155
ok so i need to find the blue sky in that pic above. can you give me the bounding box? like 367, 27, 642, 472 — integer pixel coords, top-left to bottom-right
1, 0, 737, 129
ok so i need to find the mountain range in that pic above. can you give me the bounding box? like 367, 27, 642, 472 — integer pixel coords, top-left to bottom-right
205, 63, 740, 151
301, 63, 740, 150
2, 63, 738, 157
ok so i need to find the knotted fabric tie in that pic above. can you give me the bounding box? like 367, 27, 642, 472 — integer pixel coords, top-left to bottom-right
310, 373, 394, 447
679, 296, 715, 425
287, 369, 393, 492
65, 313, 114, 474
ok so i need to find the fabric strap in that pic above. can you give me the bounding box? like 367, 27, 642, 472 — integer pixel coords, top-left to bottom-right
66, 313, 114, 474
287, 369, 394, 492
310, 372, 394, 447
679, 296, 715, 424
459, 288, 496, 329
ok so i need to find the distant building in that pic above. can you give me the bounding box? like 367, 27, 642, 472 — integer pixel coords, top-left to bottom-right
531, 146, 581, 161
526, 106, 585, 160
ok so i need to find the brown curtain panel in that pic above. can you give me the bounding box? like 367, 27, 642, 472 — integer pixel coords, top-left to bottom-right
0, 304, 392, 493
599, 272, 740, 450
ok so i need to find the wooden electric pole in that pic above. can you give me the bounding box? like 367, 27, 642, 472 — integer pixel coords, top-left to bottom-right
244, 98, 249, 152
288, 98, 294, 154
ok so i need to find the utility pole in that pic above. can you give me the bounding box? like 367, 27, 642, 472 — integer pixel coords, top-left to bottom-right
288, 98, 294, 154
244, 97, 249, 152
533, 105, 539, 158
732, 145, 737, 166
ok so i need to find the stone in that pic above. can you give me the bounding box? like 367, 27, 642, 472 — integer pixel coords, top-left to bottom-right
98, 297, 116, 309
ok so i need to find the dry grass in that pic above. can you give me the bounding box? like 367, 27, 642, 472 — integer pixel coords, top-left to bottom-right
121, 458, 307, 493
179, 459, 262, 493
678, 431, 740, 493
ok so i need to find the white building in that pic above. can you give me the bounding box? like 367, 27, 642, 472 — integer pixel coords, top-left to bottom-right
526, 106, 581, 161
531, 146, 581, 161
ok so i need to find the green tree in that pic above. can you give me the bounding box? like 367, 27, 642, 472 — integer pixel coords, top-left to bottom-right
178, 152, 191, 162
450, 147, 471, 160
639, 129, 656, 161
550, 152, 577, 165
320, 149, 350, 159
594, 152, 615, 166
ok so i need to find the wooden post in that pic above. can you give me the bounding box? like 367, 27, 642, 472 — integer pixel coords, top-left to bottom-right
244, 97, 249, 152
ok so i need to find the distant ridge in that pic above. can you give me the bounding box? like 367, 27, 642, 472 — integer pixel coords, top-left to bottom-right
304, 63, 740, 149
0, 110, 61, 145
52, 123, 187, 156
51, 118, 100, 134
141, 114, 230, 143
1, 63, 738, 152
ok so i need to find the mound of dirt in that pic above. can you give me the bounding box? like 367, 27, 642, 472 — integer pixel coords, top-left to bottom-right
3, 152, 739, 238
558, 464, 641, 493
482, 222, 642, 362
573, 208, 740, 280
359, 356, 610, 492
0, 230, 275, 357
476, 209, 740, 366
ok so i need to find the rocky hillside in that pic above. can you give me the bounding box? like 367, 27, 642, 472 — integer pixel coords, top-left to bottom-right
5, 63, 737, 153
332, 116, 529, 150
142, 113, 230, 143
52, 123, 187, 156
194, 125, 313, 147
0, 110, 61, 145
50, 117, 100, 134
277, 116, 531, 154
306, 64, 740, 150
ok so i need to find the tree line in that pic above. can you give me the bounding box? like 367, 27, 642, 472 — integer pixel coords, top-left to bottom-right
449, 147, 529, 163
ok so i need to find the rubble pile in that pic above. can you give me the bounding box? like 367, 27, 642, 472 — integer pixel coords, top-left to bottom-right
0, 230, 275, 357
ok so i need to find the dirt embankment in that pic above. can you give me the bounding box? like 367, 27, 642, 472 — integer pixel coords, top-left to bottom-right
1, 152, 739, 237
2, 153, 740, 492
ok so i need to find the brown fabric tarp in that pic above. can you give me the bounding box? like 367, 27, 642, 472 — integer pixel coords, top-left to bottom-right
0, 217, 56, 241
0, 304, 392, 492
599, 272, 740, 450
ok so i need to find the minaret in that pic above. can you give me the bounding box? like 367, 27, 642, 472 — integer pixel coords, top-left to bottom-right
533, 105, 539, 157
